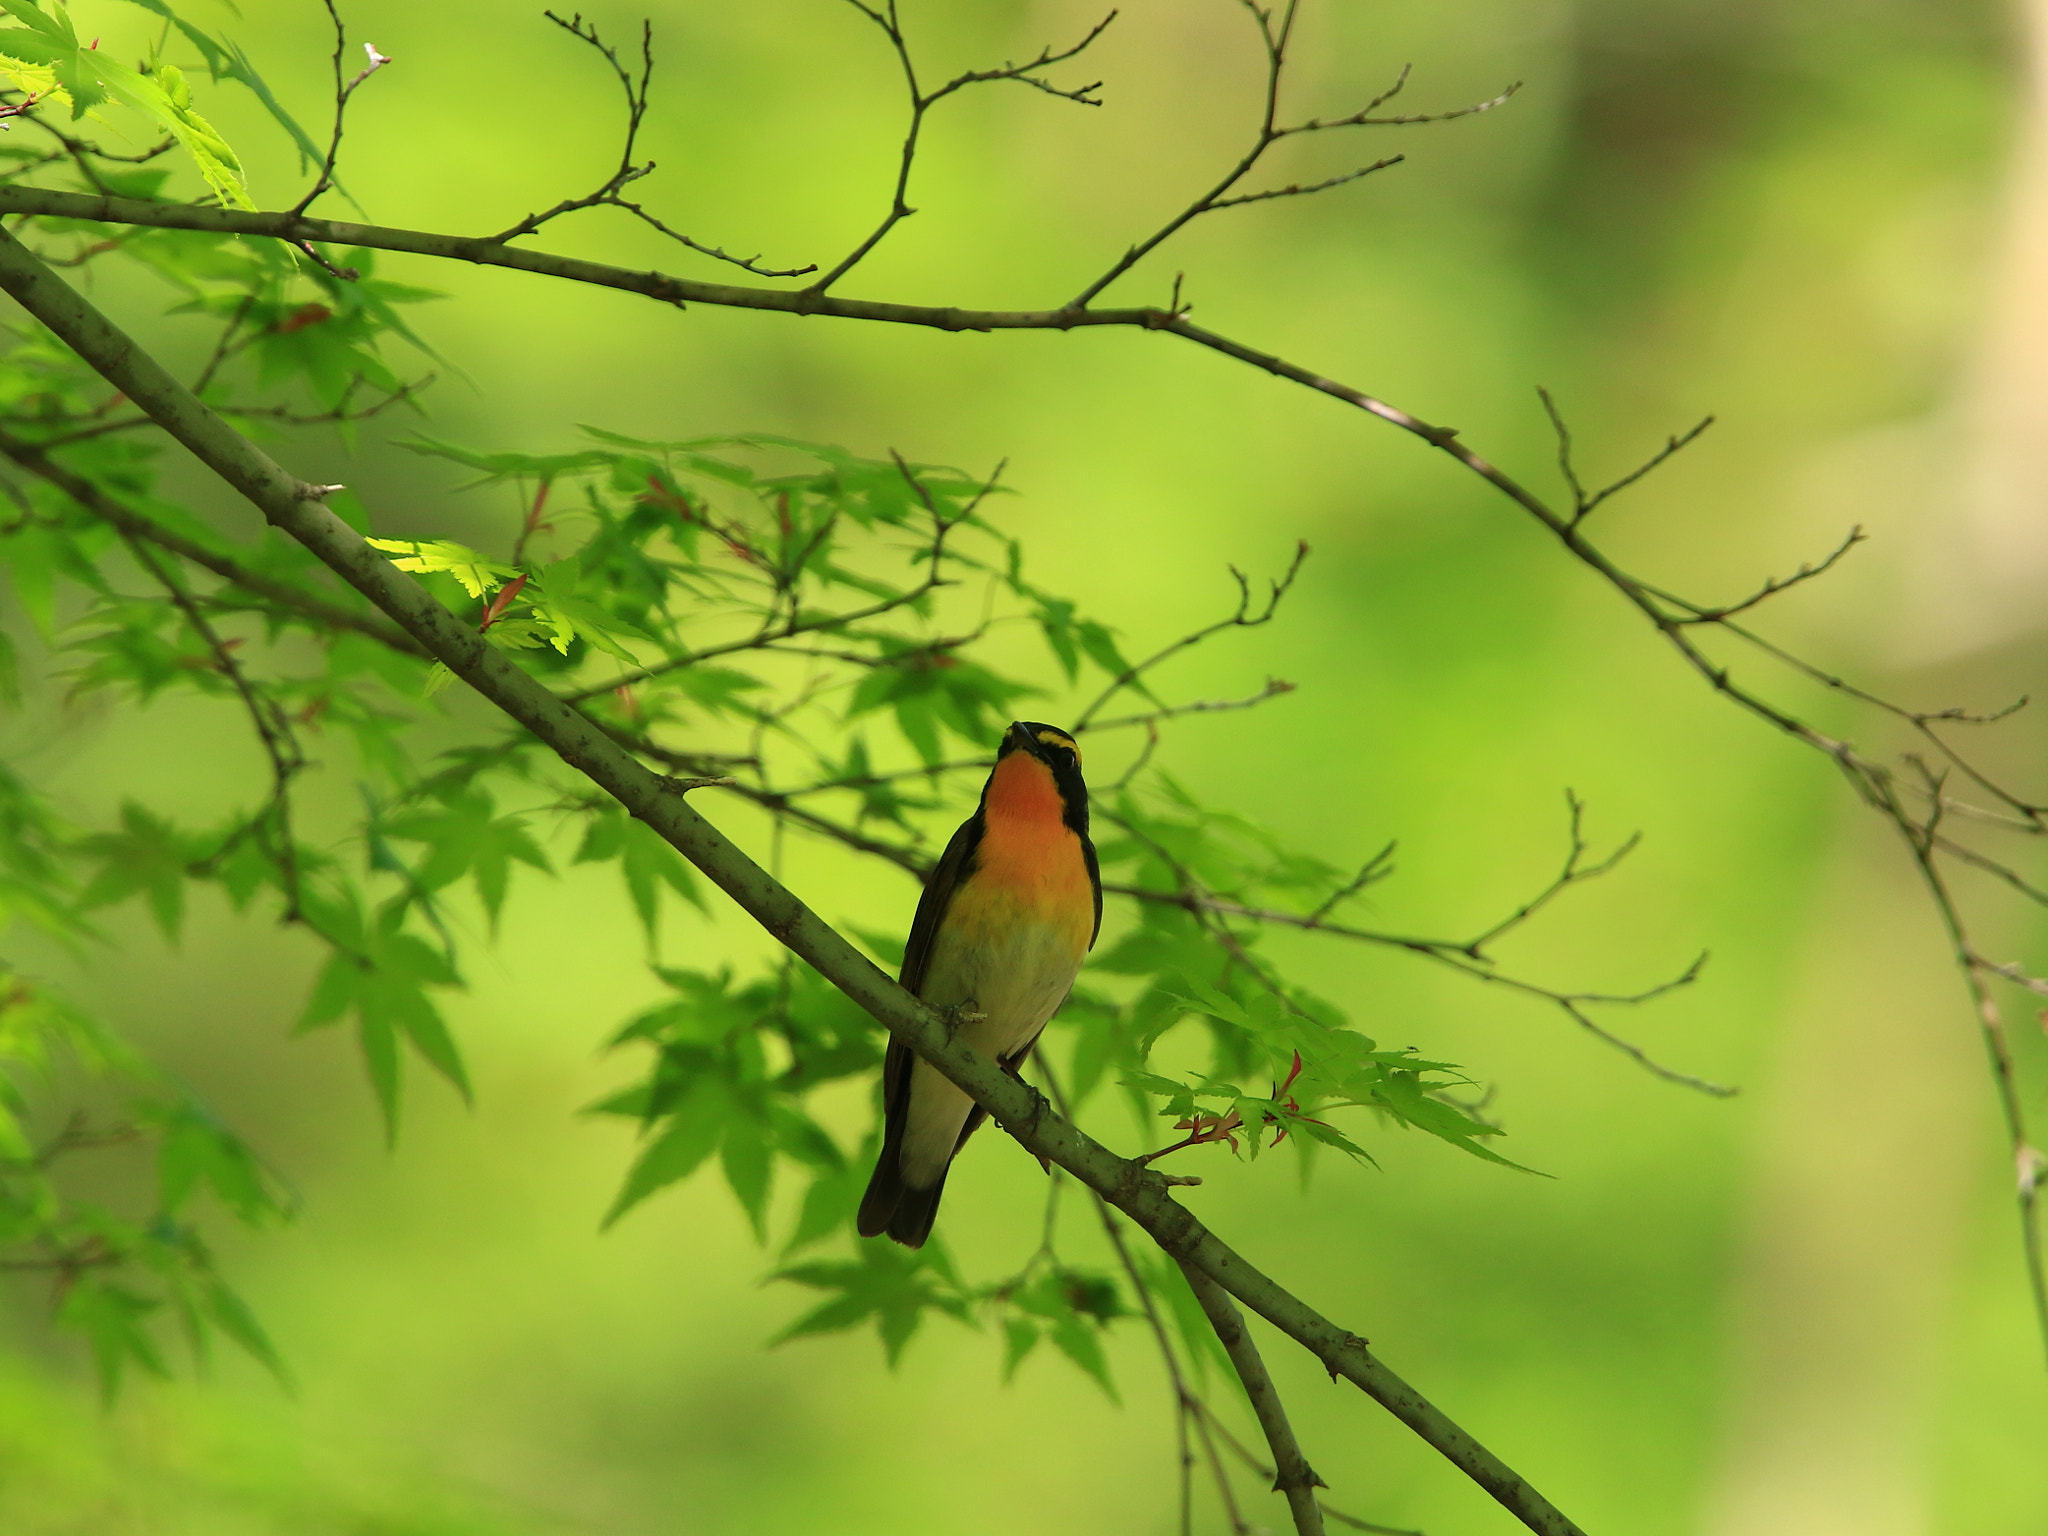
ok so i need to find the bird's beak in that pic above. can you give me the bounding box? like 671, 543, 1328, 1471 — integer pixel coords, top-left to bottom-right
1005, 720, 1037, 756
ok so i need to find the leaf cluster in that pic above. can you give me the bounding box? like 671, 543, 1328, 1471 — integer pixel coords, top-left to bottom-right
2, 777, 291, 1396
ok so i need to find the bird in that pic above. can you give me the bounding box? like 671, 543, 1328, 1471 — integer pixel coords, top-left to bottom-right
857, 719, 1102, 1249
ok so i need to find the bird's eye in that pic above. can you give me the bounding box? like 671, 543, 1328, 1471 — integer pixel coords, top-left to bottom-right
1036, 729, 1075, 754
1034, 728, 1081, 766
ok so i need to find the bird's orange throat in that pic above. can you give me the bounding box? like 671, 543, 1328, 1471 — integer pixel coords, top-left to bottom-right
972, 752, 1092, 945
984, 749, 1066, 826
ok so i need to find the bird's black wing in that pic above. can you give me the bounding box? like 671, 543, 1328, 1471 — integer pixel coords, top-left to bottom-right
899, 809, 984, 996
1082, 829, 1102, 947
858, 810, 984, 1246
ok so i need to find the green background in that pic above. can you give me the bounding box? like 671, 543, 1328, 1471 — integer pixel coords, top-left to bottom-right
6, 0, 2047, 1531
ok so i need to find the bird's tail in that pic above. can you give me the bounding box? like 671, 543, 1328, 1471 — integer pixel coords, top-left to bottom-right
858, 1038, 948, 1248
856, 1155, 946, 1249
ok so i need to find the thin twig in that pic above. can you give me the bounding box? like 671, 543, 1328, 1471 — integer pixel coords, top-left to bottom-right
1463, 791, 1638, 956
807, 4, 1116, 294
289, 6, 391, 219
1082, 677, 1299, 734
487, 13, 814, 277
117, 535, 307, 920
563, 457, 999, 701
1669, 527, 1867, 625
1066, 5, 1513, 309
1074, 542, 1308, 730
1537, 387, 1713, 524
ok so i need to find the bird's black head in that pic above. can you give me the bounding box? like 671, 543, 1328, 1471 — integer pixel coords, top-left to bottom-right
997, 720, 1089, 833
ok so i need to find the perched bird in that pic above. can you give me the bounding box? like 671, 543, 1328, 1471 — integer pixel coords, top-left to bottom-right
857, 720, 1101, 1249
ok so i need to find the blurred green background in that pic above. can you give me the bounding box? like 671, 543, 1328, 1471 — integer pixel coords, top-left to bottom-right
7, 0, 2048, 1531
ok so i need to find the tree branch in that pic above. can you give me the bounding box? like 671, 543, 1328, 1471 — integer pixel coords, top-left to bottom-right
1180, 1260, 1328, 1536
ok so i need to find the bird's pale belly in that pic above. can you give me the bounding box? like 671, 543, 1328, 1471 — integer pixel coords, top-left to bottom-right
897, 902, 1087, 1189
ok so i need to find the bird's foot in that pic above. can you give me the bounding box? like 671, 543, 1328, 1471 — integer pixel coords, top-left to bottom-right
938, 1000, 985, 1036
657, 774, 737, 793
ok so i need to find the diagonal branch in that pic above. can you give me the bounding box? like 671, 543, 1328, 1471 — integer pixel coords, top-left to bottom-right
0, 219, 1589, 1536
1180, 1260, 1328, 1536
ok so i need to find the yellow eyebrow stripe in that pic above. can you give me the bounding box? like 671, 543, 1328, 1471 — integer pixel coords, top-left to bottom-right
1036, 728, 1078, 761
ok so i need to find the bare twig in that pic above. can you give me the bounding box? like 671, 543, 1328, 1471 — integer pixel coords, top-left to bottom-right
1209, 159, 1404, 211
289, 6, 392, 219
1067, 5, 1514, 308
1971, 953, 2048, 998
488, 14, 814, 278
1082, 677, 1299, 734
1463, 791, 1638, 956
1668, 527, 1867, 625
1537, 387, 1713, 524
807, 4, 1116, 294
1305, 843, 1399, 925
1074, 542, 1308, 730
